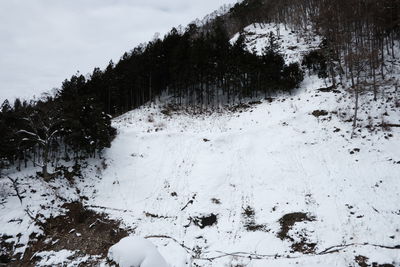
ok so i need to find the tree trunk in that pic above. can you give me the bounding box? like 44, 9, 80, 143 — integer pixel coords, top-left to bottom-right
352, 85, 359, 139
42, 146, 50, 182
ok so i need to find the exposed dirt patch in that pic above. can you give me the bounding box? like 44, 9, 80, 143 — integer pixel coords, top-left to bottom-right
54, 164, 82, 184
278, 212, 316, 254
211, 198, 221, 204
318, 86, 341, 93
277, 212, 315, 240
356, 255, 370, 267
242, 206, 268, 232
160, 104, 223, 116
191, 214, 218, 229
229, 103, 252, 113
0, 235, 14, 265
312, 110, 329, 117
350, 148, 361, 154
248, 100, 262, 105
355, 255, 395, 267
161, 104, 181, 116
228, 100, 264, 113
161, 101, 263, 116
9, 202, 129, 266
291, 239, 317, 254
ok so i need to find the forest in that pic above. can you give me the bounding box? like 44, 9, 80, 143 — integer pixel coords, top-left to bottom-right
0, 0, 399, 179
220, 0, 399, 96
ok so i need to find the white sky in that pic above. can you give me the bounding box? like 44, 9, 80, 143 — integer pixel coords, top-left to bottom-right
0, 0, 238, 104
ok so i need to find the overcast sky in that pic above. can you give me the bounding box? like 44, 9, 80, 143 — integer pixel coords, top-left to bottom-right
0, 0, 238, 104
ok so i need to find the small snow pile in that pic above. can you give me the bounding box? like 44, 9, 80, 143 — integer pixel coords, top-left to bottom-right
108, 236, 169, 267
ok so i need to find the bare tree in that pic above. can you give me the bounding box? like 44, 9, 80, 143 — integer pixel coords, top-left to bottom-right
346, 46, 369, 138
18, 105, 62, 181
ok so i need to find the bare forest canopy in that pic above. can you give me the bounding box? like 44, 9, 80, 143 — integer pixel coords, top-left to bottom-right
0, 0, 399, 178
218, 0, 399, 88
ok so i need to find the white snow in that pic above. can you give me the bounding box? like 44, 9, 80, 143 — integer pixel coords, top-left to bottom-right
108, 236, 169, 267
35, 250, 76, 266
35, 250, 103, 266
78, 74, 399, 266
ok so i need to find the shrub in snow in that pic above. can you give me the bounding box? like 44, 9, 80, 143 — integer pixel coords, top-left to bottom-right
108, 236, 169, 267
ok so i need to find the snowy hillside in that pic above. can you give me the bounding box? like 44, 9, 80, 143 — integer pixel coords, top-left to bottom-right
230, 23, 321, 64
1, 24, 400, 267
81, 75, 400, 267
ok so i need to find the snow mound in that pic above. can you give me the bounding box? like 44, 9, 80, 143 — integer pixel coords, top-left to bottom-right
108, 236, 169, 267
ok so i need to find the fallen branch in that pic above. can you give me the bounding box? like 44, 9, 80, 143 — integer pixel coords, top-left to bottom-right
89, 218, 108, 228
196, 242, 400, 262
197, 251, 296, 261
318, 243, 400, 255
25, 207, 42, 226
145, 235, 192, 253
7, 176, 26, 204
380, 123, 400, 128
85, 204, 134, 213
181, 194, 196, 211
145, 234, 400, 262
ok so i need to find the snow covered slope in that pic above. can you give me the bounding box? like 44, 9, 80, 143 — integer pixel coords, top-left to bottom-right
76, 74, 399, 266
1, 23, 399, 267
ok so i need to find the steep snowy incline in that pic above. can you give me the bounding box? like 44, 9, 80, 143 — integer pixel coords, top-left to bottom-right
79, 74, 400, 267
